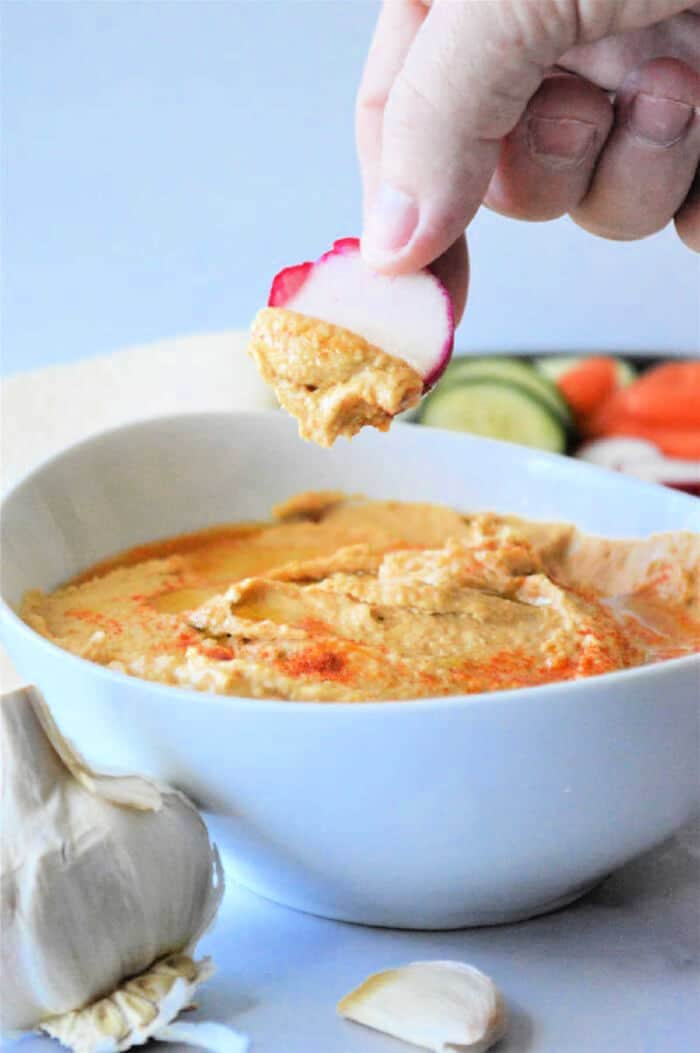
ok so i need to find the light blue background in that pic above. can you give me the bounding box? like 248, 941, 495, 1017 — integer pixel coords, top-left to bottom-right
2, 0, 699, 376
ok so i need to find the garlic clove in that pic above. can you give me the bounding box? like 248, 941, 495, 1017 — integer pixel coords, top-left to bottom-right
150, 953, 203, 984
121, 955, 208, 1005
40, 954, 248, 1053
49, 1000, 131, 1048
110, 990, 159, 1029
337, 960, 508, 1053
40, 1003, 128, 1052
91, 1002, 130, 1041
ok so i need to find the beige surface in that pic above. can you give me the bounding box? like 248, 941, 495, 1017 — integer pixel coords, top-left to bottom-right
1, 329, 274, 690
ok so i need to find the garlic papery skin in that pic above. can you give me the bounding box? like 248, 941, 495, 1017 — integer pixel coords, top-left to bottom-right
40, 954, 249, 1053
0, 686, 223, 1035
337, 960, 508, 1053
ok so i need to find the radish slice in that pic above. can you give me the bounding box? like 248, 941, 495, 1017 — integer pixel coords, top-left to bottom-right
578, 438, 700, 488
269, 238, 454, 389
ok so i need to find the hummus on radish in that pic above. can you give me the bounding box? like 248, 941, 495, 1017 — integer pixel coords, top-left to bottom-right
248, 238, 454, 446
22, 492, 700, 702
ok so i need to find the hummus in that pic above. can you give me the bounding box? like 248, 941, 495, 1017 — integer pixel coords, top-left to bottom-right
21, 492, 700, 702
248, 308, 423, 446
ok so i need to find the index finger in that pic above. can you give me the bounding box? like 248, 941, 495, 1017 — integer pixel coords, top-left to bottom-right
355, 0, 428, 218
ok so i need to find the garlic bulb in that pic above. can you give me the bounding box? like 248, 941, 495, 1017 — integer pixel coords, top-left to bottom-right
0, 686, 246, 1052
40, 955, 247, 1053
338, 960, 508, 1053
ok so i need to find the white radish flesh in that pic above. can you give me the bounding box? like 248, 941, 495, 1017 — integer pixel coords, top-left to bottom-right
269, 238, 454, 388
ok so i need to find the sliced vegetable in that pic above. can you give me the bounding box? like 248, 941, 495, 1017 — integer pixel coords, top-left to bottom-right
667, 482, 700, 497
584, 420, 700, 460
582, 361, 700, 457
578, 437, 700, 488
618, 361, 700, 428
578, 437, 660, 471
556, 357, 618, 418
442, 356, 572, 427
535, 354, 637, 388
267, 237, 454, 389
419, 379, 567, 452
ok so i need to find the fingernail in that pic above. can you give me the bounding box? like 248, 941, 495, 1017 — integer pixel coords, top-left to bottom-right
527, 116, 597, 168
364, 183, 419, 256
629, 93, 694, 146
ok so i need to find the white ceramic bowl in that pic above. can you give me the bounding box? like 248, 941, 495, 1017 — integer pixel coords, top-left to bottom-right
2, 411, 699, 929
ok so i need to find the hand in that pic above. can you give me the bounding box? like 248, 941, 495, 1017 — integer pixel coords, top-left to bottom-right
356, 0, 700, 320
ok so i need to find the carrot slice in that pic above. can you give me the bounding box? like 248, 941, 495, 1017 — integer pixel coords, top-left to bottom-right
556, 357, 618, 417
581, 390, 636, 437
617, 362, 700, 427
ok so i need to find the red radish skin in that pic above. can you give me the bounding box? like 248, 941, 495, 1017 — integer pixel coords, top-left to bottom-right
326, 237, 362, 255
269, 262, 313, 306
668, 482, 700, 497
269, 240, 361, 307
267, 238, 455, 391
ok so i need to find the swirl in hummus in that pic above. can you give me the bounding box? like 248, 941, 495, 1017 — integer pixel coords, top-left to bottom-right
21, 492, 700, 701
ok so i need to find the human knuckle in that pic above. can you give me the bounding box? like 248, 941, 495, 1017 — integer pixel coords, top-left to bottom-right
497, 0, 579, 54
386, 67, 445, 128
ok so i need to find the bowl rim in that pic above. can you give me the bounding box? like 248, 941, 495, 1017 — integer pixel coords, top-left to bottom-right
4, 407, 699, 515
2, 409, 698, 714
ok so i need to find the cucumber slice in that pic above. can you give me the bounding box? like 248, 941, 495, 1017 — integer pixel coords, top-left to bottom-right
419, 379, 567, 453
443, 356, 572, 427
535, 354, 637, 388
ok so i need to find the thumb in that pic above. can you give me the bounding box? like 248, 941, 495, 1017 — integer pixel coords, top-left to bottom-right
361, 0, 693, 274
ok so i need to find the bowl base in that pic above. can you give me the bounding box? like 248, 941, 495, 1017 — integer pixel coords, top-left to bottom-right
227, 872, 605, 931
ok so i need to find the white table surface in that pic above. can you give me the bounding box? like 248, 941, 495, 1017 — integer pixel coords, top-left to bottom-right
2, 337, 699, 1053
7, 821, 700, 1053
